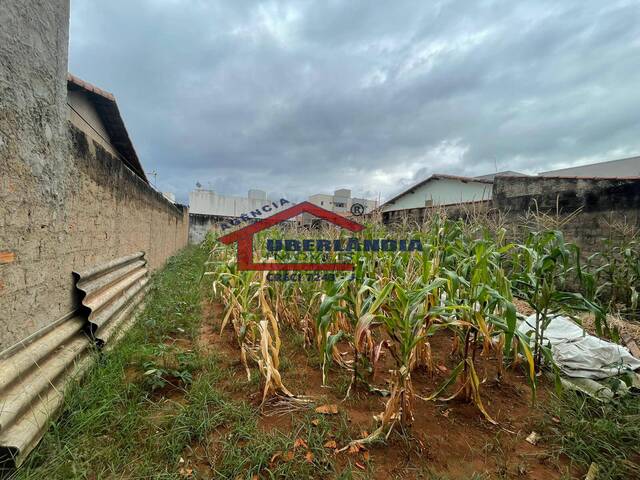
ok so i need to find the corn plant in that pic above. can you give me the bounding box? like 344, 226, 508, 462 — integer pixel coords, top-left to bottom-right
203, 215, 621, 442
428, 235, 530, 420
344, 279, 394, 396
575, 250, 613, 337
599, 239, 640, 319
512, 231, 600, 372
355, 279, 446, 445
209, 246, 297, 404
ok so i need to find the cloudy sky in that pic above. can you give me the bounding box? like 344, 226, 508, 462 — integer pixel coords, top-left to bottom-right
69, 0, 640, 203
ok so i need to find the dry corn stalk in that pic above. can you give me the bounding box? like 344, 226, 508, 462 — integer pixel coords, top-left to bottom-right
257, 320, 294, 404
340, 367, 414, 451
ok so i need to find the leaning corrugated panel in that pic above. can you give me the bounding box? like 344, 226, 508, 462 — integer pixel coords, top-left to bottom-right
0, 317, 92, 469
0, 252, 150, 470
73, 251, 149, 344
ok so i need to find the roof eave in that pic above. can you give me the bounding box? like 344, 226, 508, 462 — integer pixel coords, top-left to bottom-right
67, 73, 149, 184
381, 173, 493, 207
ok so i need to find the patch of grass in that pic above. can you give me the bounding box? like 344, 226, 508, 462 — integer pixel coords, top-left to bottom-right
332, 373, 352, 399
12, 246, 365, 480
14, 245, 209, 479
546, 391, 640, 480
207, 410, 364, 479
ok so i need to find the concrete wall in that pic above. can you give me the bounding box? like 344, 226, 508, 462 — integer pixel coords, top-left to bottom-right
308, 194, 334, 208
493, 176, 640, 253
352, 197, 379, 214
382, 176, 640, 256
189, 214, 224, 244
0, 0, 70, 202
308, 191, 377, 213
493, 176, 640, 214
0, 0, 189, 352
382, 178, 493, 212
189, 189, 278, 218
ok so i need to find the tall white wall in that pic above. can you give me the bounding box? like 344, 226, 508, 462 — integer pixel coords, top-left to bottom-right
189, 189, 277, 217
308, 194, 333, 208
382, 178, 492, 212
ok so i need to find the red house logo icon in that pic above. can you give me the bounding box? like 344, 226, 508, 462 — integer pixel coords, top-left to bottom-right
218, 201, 365, 271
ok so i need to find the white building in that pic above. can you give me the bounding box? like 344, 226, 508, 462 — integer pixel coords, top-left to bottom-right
189, 188, 276, 218
381, 174, 493, 213
301, 189, 378, 225
539, 156, 640, 178
308, 188, 378, 214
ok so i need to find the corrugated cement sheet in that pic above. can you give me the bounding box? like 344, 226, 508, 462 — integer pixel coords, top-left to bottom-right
0, 252, 149, 470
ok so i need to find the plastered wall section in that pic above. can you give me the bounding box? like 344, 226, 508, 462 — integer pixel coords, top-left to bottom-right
381, 178, 493, 212
189, 213, 226, 244
0, 124, 189, 351
1, 0, 70, 350
0, 0, 188, 351
493, 176, 640, 254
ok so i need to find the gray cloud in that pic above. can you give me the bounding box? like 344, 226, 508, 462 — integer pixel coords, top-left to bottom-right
69, 0, 640, 203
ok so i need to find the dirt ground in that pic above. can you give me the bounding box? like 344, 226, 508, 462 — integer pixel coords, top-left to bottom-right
188, 299, 576, 479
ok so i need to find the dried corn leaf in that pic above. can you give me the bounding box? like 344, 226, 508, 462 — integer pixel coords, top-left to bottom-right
315, 404, 338, 415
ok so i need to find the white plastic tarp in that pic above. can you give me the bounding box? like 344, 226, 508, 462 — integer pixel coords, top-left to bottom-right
517, 314, 640, 379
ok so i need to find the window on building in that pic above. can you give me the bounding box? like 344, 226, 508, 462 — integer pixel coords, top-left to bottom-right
320, 201, 324, 205
335, 202, 346, 208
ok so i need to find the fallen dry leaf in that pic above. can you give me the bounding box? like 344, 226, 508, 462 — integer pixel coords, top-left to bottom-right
178, 467, 193, 478
311, 419, 320, 426
315, 404, 339, 415
305, 451, 314, 463
437, 365, 449, 373
363, 451, 370, 461
355, 462, 366, 470
324, 440, 337, 449
360, 431, 369, 439
348, 444, 362, 454
294, 438, 308, 449
282, 451, 295, 461
585, 462, 599, 480
525, 431, 540, 445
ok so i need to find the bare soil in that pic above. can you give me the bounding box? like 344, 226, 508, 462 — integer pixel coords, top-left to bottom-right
192, 299, 575, 479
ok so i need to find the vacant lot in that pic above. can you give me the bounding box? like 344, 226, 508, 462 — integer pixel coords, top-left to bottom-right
13, 235, 640, 479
